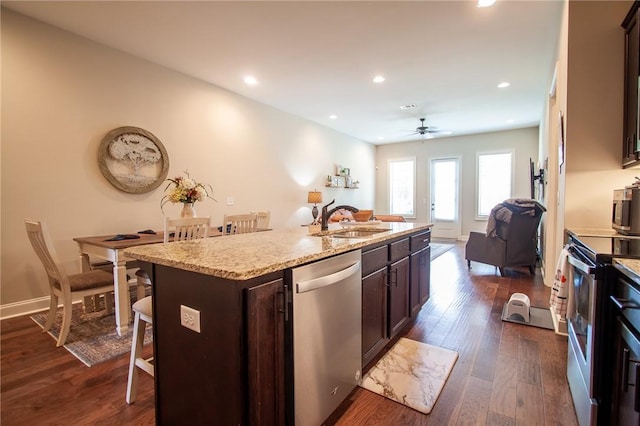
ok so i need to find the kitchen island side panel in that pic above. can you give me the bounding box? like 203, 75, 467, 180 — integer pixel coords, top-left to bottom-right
153, 264, 246, 425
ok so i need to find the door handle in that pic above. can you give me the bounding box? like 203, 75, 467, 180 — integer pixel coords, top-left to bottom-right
611, 295, 640, 311
278, 284, 289, 322
296, 260, 360, 293
623, 348, 630, 392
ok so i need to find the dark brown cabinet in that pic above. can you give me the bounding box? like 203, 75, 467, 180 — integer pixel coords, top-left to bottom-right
622, 1, 640, 167
151, 264, 284, 425
611, 318, 640, 426
410, 246, 431, 315
610, 266, 640, 425
361, 231, 431, 368
388, 256, 410, 338
362, 267, 388, 367
246, 279, 286, 426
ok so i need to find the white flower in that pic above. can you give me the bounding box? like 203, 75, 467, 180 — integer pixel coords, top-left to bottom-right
181, 178, 196, 190
160, 170, 216, 212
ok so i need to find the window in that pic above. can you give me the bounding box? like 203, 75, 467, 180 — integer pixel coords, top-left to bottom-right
477, 151, 513, 217
388, 158, 415, 216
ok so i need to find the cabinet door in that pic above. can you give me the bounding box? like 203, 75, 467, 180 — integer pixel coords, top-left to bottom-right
410, 252, 421, 316
611, 318, 640, 426
389, 256, 410, 339
410, 246, 431, 316
362, 267, 389, 368
246, 279, 286, 426
623, 6, 640, 166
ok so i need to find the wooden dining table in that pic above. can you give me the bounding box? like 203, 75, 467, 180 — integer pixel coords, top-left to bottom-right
73, 232, 163, 336
73, 230, 223, 336
74, 224, 272, 335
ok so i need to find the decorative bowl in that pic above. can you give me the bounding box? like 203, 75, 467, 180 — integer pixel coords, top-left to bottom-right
353, 210, 374, 222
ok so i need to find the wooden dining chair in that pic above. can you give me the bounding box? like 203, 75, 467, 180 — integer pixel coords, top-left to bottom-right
251, 210, 271, 229
24, 219, 115, 347
222, 213, 258, 235
126, 216, 211, 404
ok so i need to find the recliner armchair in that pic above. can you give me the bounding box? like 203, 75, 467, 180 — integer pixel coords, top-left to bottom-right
465, 200, 546, 276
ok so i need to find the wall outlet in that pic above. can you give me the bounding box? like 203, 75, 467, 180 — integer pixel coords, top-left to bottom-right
180, 305, 201, 333
226, 196, 234, 206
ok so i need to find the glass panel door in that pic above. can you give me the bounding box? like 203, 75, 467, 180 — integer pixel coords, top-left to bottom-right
430, 157, 460, 239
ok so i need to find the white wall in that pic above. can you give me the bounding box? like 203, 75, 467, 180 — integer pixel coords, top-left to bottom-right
564, 1, 636, 228
374, 127, 539, 237
540, 0, 635, 286
0, 10, 375, 313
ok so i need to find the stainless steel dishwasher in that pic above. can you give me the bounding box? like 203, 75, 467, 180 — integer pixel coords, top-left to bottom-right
291, 249, 362, 426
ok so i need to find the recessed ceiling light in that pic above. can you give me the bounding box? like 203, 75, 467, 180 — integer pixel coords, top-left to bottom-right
329, 115, 337, 120
378, 136, 385, 140
477, 0, 496, 7
498, 82, 510, 88
400, 104, 416, 110
373, 75, 385, 83
506, 119, 515, 123
243, 75, 258, 86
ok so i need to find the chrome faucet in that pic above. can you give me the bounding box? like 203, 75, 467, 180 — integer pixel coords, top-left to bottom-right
320, 199, 359, 231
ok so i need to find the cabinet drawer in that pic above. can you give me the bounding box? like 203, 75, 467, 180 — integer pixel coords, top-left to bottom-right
362, 245, 388, 276
410, 231, 431, 252
613, 275, 640, 332
390, 238, 410, 262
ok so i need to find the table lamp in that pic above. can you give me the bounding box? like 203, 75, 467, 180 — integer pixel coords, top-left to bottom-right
307, 190, 323, 224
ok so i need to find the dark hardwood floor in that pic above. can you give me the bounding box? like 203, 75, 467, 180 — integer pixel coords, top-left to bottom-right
1, 242, 577, 425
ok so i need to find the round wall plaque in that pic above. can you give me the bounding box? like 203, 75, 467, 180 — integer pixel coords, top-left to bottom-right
98, 126, 170, 194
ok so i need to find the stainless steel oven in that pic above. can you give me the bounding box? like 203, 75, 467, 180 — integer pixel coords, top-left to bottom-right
565, 229, 640, 425
566, 244, 599, 426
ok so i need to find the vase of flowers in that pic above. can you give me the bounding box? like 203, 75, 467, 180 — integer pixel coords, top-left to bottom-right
181, 202, 196, 218
160, 171, 215, 217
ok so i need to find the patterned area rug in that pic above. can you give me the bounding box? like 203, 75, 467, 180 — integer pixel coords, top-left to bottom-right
430, 243, 453, 260
30, 302, 152, 367
360, 337, 458, 414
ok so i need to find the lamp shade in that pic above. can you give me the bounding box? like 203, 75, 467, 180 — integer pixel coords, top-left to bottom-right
307, 191, 323, 204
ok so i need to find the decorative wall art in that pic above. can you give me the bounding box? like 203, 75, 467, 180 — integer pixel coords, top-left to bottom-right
98, 126, 170, 194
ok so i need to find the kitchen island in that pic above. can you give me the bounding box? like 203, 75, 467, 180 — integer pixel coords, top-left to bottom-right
125, 222, 432, 425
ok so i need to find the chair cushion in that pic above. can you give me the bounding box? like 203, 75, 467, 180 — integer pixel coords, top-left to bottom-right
67, 269, 114, 291
132, 296, 153, 317
135, 269, 152, 285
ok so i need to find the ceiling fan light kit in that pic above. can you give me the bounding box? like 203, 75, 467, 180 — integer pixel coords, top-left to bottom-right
410, 117, 450, 140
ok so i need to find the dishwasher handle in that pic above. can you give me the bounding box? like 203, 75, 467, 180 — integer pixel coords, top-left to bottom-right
296, 260, 361, 294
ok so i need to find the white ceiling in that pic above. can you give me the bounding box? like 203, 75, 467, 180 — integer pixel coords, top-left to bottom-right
3, 0, 563, 144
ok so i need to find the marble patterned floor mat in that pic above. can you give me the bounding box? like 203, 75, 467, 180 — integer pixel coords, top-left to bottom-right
360, 337, 458, 414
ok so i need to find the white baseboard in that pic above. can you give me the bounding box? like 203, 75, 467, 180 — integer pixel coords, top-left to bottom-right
1, 296, 51, 320
0, 296, 88, 320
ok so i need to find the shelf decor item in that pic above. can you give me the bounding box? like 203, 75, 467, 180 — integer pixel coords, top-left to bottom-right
307, 190, 323, 224
98, 126, 170, 194
160, 170, 216, 216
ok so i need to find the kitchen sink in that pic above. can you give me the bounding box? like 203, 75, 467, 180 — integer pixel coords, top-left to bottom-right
329, 229, 388, 239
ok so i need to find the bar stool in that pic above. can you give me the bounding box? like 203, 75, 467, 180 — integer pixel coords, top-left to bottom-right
125, 296, 153, 404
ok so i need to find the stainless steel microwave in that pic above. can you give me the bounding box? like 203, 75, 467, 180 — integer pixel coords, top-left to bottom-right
613, 187, 640, 235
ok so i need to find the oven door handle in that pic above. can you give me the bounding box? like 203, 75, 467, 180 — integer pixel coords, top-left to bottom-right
567, 251, 596, 275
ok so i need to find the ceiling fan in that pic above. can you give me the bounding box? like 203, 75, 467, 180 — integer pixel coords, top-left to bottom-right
411, 117, 451, 139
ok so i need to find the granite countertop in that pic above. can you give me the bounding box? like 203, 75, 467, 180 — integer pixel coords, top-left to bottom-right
614, 258, 640, 280
124, 222, 432, 280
